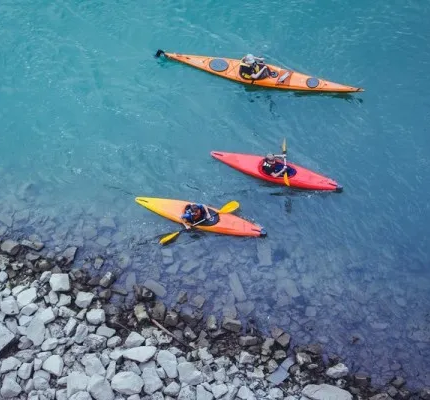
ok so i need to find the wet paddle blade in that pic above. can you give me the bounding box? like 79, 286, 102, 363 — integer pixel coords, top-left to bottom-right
219, 200, 240, 214
282, 138, 287, 154
159, 231, 180, 245
284, 173, 290, 186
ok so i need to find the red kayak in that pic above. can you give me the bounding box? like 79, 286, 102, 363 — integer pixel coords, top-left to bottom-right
211, 151, 343, 192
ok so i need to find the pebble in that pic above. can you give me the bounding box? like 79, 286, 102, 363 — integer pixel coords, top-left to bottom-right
49, 273, 70, 292
111, 371, 144, 395
75, 292, 94, 308
86, 309, 105, 325
122, 346, 157, 363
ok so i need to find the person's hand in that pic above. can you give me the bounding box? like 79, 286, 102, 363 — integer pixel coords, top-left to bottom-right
185, 224, 191, 230
282, 166, 288, 172
206, 213, 211, 220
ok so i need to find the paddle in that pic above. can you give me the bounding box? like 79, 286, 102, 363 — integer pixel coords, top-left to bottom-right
159, 200, 240, 246
282, 138, 290, 186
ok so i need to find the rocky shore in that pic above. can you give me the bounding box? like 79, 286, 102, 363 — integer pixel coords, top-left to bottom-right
0, 237, 429, 400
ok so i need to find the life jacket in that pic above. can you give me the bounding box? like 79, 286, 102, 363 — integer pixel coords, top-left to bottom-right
239, 62, 260, 79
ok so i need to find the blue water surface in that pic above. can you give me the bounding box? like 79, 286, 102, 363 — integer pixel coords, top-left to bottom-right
1, 0, 429, 388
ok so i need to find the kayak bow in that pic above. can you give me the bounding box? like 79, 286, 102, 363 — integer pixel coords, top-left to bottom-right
155, 50, 363, 93
135, 197, 266, 237
211, 151, 343, 192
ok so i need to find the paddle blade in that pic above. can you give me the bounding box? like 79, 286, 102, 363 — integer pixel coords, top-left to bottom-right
284, 172, 290, 187
219, 201, 240, 214
159, 231, 180, 245
282, 138, 287, 154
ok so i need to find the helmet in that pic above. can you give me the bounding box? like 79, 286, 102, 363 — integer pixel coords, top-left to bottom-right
244, 54, 256, 65
266, 153, 275, 162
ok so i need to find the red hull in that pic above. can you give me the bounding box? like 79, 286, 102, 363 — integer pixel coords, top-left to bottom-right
211, 151, 342, 192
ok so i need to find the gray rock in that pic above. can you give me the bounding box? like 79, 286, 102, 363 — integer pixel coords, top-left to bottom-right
178, 362, 203, 385
178, 385, 196, 400
177, 290, 188, 303
96, 325, 116, 338
124, 331, 146, 348
237, 386, 255, 400
69, 392, 92, 400
182, 260, 200, 273
41, 338, 58, 351
141, 366, 163, 394
74, 323, 89, 344
48, 290, 59, 304
213, 368, 226, 383
39, 307, 56, 324
0, 357, 22, 373
144, 279, 167, 297
212, 384, 228, 399
82, 354, 106, 376
62, 246, 78, 264
106, 361, 116, 380
1, 296, 19, 315
1, 239, 20, 256
26, 316, 45, 346
75, 292, 94, 308
419, 388, 430, 400
326, 363, 349, 378
222, 317, 241, 333
21, 303, 38, 316
42, 354, 64, 376
111, 371, 144, 395
0, 377, 22, 398
269, 388, 284, 399
17, 362, 33, 380
86, 309, 105, 325
165, 310, 179, 327
284, 279, 300, 298
198, 348, 213, 365
67, 372, 89, 397
206, 315, 217, 331
133, 304, 149, 322
49, 274, 70, 292
197, 385, 214, 400
157, 350, 178, 378
57, 294, 71, 307
238, 336, 258, 346
107, 336, 122, 348
301, 384, 352, 400
276, 332, 291, 348
0, 270, 8, 283
21, 239, 44, 251
123, 346, 156, 363
99, 272, 115, 288
16, 287, 37, 308
151, 301, 166, 321
88, 374, 114, 400
164, 382, 181, 396
228, 272, 247, 302
192, 295, 206, 308
83, 334, 107, 351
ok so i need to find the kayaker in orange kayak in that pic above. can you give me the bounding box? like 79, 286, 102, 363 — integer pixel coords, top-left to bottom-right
262, 154, 293, 178
239, 54, 271, 80
181, 203, 211, 230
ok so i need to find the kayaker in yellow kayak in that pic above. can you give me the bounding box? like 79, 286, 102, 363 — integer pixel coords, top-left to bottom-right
181, 203, 211, 230
239, 54, 271, 80
262, 154, 291, 178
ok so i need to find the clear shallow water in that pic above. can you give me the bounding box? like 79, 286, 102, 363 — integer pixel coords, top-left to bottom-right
1, 0, 430, 388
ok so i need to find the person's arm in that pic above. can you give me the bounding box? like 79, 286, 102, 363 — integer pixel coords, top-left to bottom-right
250, 66, 268, 79
181, 214, 192, 230
271, 165, 288, 178
202, 205, 211, 219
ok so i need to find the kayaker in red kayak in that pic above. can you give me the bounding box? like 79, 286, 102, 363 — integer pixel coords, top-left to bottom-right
262, 154, 293, 178
181, 203, 211, 230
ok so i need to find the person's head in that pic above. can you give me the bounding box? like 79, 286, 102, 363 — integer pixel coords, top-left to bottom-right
190, 204, 200, 215
265, 153, 276, 164
244, 54, 256, 65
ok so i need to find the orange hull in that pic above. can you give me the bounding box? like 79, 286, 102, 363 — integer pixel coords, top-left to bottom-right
156, 50, 363, 93
135, 197, 266, 238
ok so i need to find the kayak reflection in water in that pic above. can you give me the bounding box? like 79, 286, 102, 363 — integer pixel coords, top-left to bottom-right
262, 154, 294, 178
181, 203, 211, 230
239, 54, 272, 80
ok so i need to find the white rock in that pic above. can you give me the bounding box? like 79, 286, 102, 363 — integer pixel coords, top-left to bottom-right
48, 290, 59, 304
39, 307, 56, 324
82, 354, 106, 376
57, 293, 71, 307
86, 309, 105, 325
197, 384, 214, 400
20, 303, 38, 316
141, 366, 163, 394
269, 388, 284, 399
1, 296, 19, 315
39, 271, 52, 283
75, 292, 94, 308
122, 346, 156, 363
178, 362, 203, 385
326, 363, 349, 378
96, 325, 116, 338
301, 384, 352, 400
239, 351, 254, 364
0, 324, 15, 352
26, 316, 45, 346
111, 371, 144, 395
107, 336, 121, 348
214, 368, 226, 383
164, 382, 181, 397
64, 317, 78, 336
41, 338, 58, 351
124, 331, 145, 348
88, 374, 114, 400
0, 378, 22, 398
106, 361, 116, 380
179, 385, 197, 399
212, 383, 228, 398
0, 357, 22, 373
237, 386, 255, 400
69, 392, 92, 400
42, 354, 64, 376
0, 270, 8, 283
157, 350, 178, 378
12, 285, 27, 296
16, 288, 37, 308
49, 273, 70, 292
18, 362, 33, 380
67, 372, 89, 398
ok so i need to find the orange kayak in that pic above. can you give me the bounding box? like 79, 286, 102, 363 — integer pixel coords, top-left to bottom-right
135, 197, 266, 238
155, 50, 363, 93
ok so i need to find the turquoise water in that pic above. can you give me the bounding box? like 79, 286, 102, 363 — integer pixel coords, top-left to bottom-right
1, 0, 430, 388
